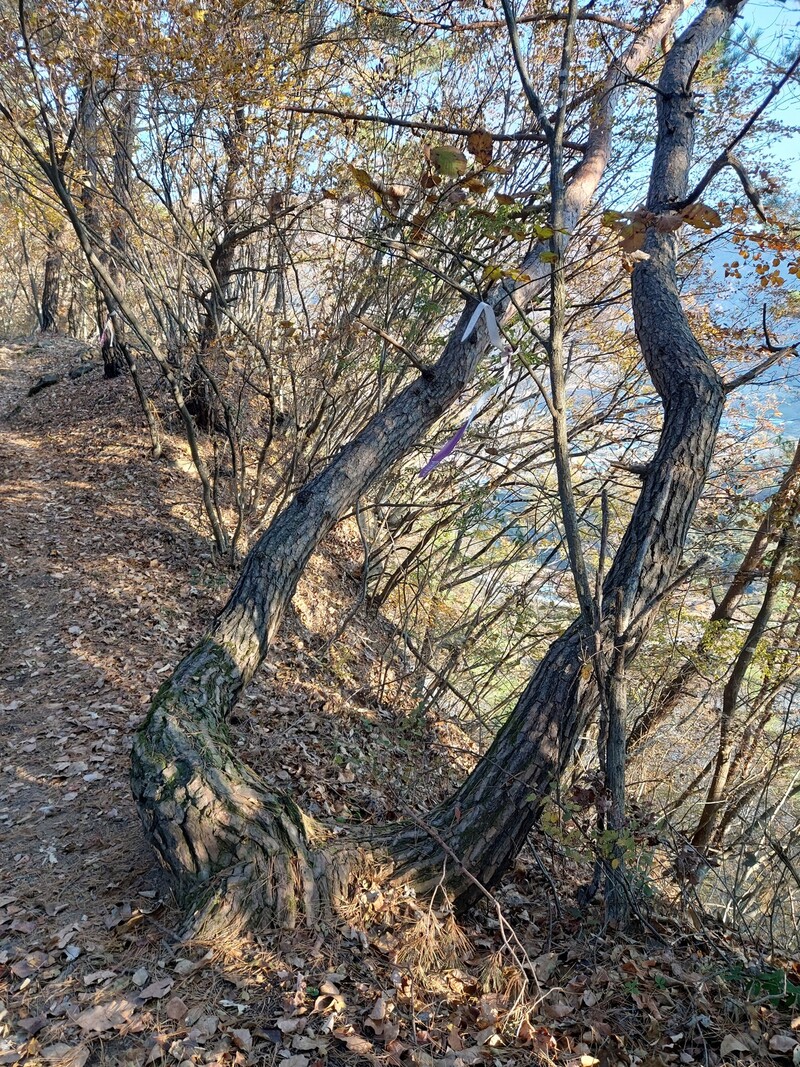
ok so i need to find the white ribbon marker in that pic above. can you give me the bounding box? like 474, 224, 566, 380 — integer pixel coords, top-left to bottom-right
461, 300, 513, 354
419, 301, 513, 478
99, 318, 115, 348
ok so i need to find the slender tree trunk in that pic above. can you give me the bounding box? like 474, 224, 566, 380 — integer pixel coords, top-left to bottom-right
679, 533, 788, 879
130, 0, 714, 934
80, 83, 124, 379
187, 108, 247, 434
629, 437, 800, 749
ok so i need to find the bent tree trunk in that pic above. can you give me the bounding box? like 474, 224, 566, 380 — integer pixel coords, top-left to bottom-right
130, 0, 730, 934
130, 298, 513, 932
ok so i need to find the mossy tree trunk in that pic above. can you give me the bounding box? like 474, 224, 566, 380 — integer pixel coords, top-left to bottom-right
130, 0, 740, 933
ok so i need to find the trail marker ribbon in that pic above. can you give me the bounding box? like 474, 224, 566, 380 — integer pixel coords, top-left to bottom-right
419, 302, 512, 478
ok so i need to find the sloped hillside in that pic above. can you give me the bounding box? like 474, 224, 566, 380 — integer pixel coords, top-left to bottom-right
1, 337, 798, 1067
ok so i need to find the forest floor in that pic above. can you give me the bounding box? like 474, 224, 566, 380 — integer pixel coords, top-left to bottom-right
0, 336, 798, 1067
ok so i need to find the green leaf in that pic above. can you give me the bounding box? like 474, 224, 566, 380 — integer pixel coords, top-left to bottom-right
602, 209, 624, 228
427, 145, 468, 177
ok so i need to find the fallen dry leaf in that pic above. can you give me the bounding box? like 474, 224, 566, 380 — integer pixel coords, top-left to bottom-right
138, 976, 173, 1000
165, 996, 188, 1022
770, 1033, 798, 1054
74, 995, 139, 1034
719, 1033, 755, 1056
230, 1027, 252, 1051
334, 1029, 373, 1055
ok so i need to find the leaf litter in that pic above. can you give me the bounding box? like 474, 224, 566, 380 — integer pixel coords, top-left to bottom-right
1, 337, 799, 1067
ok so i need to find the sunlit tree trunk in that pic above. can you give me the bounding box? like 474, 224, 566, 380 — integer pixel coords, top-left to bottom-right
40, 230, 62, 332
130, 0, 738, 934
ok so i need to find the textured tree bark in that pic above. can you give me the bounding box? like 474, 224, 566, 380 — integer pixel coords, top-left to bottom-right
130, 297, 504, 933
386, 0, 740, 909
130, 0, 727, 932
40, 232, 62, 332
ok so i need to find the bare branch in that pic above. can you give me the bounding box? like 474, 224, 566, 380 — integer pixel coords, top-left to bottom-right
668, 49, 800, 211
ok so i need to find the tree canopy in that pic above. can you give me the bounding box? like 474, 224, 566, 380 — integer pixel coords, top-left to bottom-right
1, 0, 800, 1061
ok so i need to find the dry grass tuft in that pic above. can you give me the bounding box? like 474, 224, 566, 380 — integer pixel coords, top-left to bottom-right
396, 909, 472, 976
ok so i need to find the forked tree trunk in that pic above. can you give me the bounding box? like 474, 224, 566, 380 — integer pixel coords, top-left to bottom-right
130, 0, 738, 934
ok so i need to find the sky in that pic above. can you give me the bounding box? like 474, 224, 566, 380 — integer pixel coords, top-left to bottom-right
715, 1, 800, 435
744, 1, 800, 184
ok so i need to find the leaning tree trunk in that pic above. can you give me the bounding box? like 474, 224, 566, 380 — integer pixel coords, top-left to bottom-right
392, 0, 742, 907
130, 298, 512, 933
129, 0, 705, 934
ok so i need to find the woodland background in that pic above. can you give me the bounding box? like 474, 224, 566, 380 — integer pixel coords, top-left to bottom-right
1, 0, 800, 1065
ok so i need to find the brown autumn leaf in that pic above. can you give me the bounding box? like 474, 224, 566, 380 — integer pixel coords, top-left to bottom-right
278, 1016, 304, 1034
138, 976, 173, 1000
74, 995, 139, 1033
620, 221, 647, 252
230, 1028, 252, 1052
464, 176, 489, 193
769, 1033, 798, 1054
719, 1033, 755, 1056
680, 202, 722, 230
654, 211, 684, 232
542, 999, 573, 1021
333, 1029, 373, 1055
165, 996, 188, 1022
41, 1046, 90, 1067
467, 129, 493, 166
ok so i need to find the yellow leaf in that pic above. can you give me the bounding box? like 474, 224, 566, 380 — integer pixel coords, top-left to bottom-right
602, 209, 623, 228
347, 164, 378, 193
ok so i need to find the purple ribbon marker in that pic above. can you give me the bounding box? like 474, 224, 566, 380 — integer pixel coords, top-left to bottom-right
419, 302, 512, 479
419, 418, 471, 478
